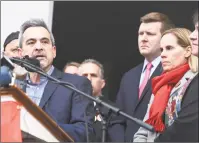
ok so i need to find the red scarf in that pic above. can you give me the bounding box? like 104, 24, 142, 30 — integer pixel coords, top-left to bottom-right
145, 63, 190, 132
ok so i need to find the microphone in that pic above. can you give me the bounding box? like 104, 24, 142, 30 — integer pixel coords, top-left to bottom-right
0, 66, 12, 86
23, 55, 40, 68
10, 56, 42, 73
9, 56, 76, 88
0, 55, 14, 86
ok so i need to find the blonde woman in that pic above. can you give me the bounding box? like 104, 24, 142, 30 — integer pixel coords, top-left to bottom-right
134, 28, 198, 142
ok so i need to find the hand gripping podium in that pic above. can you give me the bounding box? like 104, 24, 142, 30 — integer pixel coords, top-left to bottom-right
0, 85, 74, 142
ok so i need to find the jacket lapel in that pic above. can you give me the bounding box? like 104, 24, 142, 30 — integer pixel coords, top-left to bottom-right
39, 68, 63, 108
133, 63, 163, 111
129, 64, 143, 112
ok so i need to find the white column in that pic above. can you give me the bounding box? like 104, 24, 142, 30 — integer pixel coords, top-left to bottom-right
1, 1, 54, 52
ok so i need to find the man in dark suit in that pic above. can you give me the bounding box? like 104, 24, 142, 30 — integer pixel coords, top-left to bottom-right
78, 59, 105, 142
17, 19, 94, 142
78, 59, 111, 142
108, 12, 175, 142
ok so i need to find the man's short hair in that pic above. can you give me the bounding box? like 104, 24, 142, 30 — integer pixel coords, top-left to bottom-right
63, 61, 80, 71
140, 12, 175, 33
193, 9, 198, 24
4, 31, 19, 51
79, 59, 104, 79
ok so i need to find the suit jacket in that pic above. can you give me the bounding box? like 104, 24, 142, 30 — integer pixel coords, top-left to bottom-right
133, 70, 198, 142
108, 62, 162, 142
16, 67, 94, 142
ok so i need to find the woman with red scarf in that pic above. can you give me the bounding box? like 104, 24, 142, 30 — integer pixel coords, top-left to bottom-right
133, 28, 198, 142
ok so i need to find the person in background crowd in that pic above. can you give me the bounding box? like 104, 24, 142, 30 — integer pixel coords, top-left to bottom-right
134, 27, 198, 142
78, 59, 112, 142
190, 9, 198, 57
63, 61, 80, 74
3, 31, 27, 80
4, 31, 20, 58
153, 8, 198, 142
78, 59, 105, 98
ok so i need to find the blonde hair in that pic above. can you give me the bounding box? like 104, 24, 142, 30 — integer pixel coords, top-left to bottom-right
162, 28, 198, 73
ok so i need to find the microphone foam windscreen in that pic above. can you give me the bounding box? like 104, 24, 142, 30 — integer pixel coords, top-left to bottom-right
0, 66, 12, 86
24, 56, 40, 68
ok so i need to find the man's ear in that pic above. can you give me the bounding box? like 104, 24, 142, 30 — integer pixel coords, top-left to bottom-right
18, 48, 23, 57
53, 46, 56, 58
101, 79, 106, 89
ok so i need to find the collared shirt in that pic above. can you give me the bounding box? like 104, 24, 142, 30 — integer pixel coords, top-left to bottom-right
139, 56, 161, 87
26, 66, 54, 105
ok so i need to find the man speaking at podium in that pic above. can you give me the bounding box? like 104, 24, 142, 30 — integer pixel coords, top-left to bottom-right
15, 18, 94, 142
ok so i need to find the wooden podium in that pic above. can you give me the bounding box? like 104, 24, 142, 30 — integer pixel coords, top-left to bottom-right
0, 85, 74, 142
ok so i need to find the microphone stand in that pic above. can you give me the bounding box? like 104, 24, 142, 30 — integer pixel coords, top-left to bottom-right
11, 57, 155, 142
100, 114, 107, 142
95, 105, 111, 142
